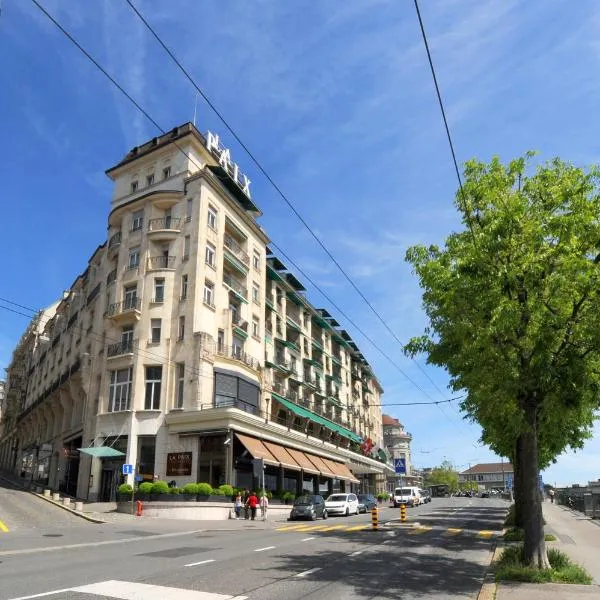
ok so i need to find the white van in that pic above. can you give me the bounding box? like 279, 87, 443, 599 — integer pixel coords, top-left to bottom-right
393, 486, 422, 507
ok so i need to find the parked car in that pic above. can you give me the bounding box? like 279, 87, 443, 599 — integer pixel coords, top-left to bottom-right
325, 493, 360, 516
357, 494, 378, 513
393, 487, 422, 507
419, 489, 432, 503
289, 494, 328, 521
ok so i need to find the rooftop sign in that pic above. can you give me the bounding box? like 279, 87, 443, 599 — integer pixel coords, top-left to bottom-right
206, 131, 251, 199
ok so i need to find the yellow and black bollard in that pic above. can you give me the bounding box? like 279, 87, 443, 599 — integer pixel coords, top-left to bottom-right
371, 506, 378, 531
400, 502, 407, 523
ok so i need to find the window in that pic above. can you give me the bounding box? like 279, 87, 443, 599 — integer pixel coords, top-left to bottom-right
176, 363, 185, 408
183, 235, 190, 260
153, 278, 165, 303
207, 205, 217, 230
252, 250, 260, 271
186, 198, 192, 222
128, 246, 140, 269
252, 316, 260, 339
205, 242, 216, 268
144, 366, 162, 410
181, 274, 188, 300
124, 286, 137, 309
163, 166, 171, 180
130, 181, 138, 193
146, 173, 155, 186
150, 318, 161, 344
252, 283, 260, 304
203, 280, 214, 307
108, 368, 132, 412
214, 371, 259, 412
217, 329, 225, 352
121, 325, 134, 351
178, 316, 185, 341
131, 210, 143, 231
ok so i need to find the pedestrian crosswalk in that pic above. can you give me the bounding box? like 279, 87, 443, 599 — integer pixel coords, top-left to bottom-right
9, 580, 247, 600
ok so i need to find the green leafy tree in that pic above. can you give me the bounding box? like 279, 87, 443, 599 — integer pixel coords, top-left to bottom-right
424, 460, 459, 492
406, 155, 600, 568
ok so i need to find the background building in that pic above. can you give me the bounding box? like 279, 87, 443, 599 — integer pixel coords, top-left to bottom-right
382, 414, 414, 490
459, 462, 513, 491
0, 123, 393, 500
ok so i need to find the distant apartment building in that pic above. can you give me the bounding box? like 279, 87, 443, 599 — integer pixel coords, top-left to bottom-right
382, 414, 414, 490
0, 123, 392, 500
459, 462, 513, 491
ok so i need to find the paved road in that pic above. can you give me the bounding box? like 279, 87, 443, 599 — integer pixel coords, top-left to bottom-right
0, 488, 508, 600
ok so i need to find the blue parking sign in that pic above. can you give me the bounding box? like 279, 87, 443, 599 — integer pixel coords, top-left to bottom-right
122, 464, 133, 475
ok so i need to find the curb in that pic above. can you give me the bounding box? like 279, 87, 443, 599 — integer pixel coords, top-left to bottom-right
0, 474, 106, 524
478, 540, 501, 600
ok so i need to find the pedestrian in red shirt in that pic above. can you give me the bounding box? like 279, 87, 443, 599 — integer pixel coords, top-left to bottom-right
246, 491, 259, 520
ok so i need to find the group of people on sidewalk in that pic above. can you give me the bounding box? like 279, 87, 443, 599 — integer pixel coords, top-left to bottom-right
233, 489, 268, 521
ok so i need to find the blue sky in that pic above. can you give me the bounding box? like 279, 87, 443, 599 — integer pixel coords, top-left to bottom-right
1, 0, 599, 486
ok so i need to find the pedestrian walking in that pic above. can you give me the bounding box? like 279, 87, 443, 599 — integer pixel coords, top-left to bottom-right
549, 489, 555, 504
260, 493, 269, 521
246, 490, 258, 520
234, 492, 243, 519
242, 488, 250, 520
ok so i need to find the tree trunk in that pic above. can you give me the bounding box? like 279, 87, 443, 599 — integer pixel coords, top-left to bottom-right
513, 439, 524, 528
521, 403, 549, 568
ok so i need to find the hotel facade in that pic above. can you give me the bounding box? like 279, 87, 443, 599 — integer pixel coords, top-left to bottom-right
0, 124, 392, 501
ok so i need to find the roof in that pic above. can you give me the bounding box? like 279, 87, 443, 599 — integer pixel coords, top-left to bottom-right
382, 414, 401, 426
461, 462, 513, 475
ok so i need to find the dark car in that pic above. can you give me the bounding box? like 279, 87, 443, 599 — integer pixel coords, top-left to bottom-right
420, 489, 432, 503
357, 494, 378, 513
289, 494, 328, 520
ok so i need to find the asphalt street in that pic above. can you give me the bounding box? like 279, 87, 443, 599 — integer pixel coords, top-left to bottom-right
0, 482, 508, 600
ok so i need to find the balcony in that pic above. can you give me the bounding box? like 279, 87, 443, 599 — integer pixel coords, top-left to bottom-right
108, 231, 122, 257
147, 255, 176, 271
215, 344, 260, 371
223, 234, 250, 273
106, 340, 136, 359
223, 272, 248, 302
104, 298, 141, 323
106, 268, 117, 286
232, 315, 249, 339
312, 336, 324, 351
147, 217, 182, 240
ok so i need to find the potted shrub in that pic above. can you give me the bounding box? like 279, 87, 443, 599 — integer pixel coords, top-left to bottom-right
211, 484, 234, 502
283, 491, 295, 505
118, 483, 133, 501
182, 483, 198, 501
136, 481, 153, 500
150, 480, 170, 501
168, 486, 185, 502
196, 482, 213, 501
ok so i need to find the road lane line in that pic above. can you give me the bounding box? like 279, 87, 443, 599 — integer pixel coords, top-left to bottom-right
185, 559, 216, 567
295, 568, 321, 577
301, 537, 315, 541
478, 530, 495, 538
446, 528, 463, 536
6, 588, 76, 600
345, 524, 371, 532
317, 525, 347, 531
0, 519, 9, 533
254, 546, 276, 552
350, 550, 363, 556
276, 525, 309, 531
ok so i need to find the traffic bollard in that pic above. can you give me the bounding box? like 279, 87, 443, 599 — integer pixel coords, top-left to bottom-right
371, 506, 378, 530
400, 503, 407, 523
136, 500, 143, 517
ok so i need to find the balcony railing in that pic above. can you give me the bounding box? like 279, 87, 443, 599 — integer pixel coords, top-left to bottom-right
106, 269, 117, 285
105, 297, 141, 317
223, 272, 248, 299
224, 234, 250, 266
147, 255, 176, 270
214, 397, 258, 415
215, 344, 259, 370
312, 335, 324, 349
148, 217, 181, 231
108, 231, 122, 249
106, 340, 136, 358
286, 308, 301, 326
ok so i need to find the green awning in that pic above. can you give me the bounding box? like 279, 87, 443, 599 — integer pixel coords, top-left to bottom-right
327, 396, 342, 408
267, 265, 284, 282
79, 447, 125, 458
272, 394, 362, 443
286, 318, 302, 333
275, 338, 299, 352
286, 291, 305, 307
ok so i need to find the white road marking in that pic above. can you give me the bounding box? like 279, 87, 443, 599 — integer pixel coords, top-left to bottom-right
301, 537, 315, 541
350, 550, 363, 556
295, 567, 322, 577
185, 559, 216, 567
6, 589, 75, 600
254, 545, 276, 552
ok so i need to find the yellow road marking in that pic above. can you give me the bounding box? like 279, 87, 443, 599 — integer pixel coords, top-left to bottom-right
478, 530, 495, 539
0, 520, 9, 533
345, 524, 372, 532
409, 526, 433, 535
276, 524, 312, 531
445, 528, 463, 536
318, 525, 348, 532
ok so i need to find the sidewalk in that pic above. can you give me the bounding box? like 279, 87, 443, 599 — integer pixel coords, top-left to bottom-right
496, 501, 600, 600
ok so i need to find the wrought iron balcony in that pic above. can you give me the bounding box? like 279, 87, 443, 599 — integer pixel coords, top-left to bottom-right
148, 217, 182, 232
215, 344, 259, 370
147, 255, 176, 270
105, 298, 141, 320
224, 234, 250, 266
108, 231, 122, 253
106, 340, 136, 358
223, 272, 248, 299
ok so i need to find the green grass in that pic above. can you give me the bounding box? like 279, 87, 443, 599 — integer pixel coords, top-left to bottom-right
496, 544, 592, 584
503, 528, 557, 542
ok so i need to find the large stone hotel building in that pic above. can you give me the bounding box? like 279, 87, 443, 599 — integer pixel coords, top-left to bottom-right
0, 124, 392, 501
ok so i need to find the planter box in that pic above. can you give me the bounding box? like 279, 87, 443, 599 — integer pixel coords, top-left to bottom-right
209, 495, 230, 503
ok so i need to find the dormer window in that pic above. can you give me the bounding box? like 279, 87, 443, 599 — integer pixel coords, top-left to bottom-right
131, 180, 138, 193
146, 173, 155, 186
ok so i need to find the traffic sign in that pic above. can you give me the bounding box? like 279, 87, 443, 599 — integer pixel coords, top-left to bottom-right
394, 458, 406, 474
135, 474, 143, 482
506, 474, 513, 490
122, 463, 133, 475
